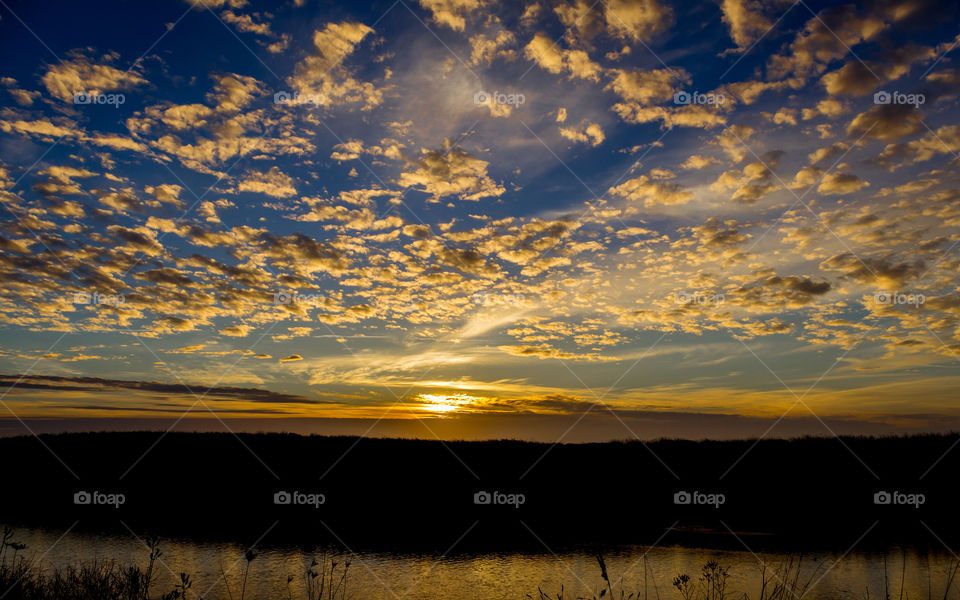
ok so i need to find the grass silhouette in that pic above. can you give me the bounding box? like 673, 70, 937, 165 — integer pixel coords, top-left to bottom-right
4, 530, 960, 600
529, 553, 960, 600
0, 527, 351, 600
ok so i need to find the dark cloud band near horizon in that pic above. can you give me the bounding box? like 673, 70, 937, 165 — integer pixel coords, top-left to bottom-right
1, 410, 957, 443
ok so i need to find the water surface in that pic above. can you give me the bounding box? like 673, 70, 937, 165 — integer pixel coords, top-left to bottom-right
4, 525, 956, 599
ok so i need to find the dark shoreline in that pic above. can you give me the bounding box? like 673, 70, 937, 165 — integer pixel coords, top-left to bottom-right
0, 431, 955, 552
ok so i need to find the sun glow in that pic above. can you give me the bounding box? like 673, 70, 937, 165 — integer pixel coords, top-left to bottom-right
416, 393, 485, 414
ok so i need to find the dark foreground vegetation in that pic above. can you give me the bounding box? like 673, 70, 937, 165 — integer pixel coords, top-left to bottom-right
528, 554, 960, 600
0, 432, 956, 550
0, 526, 351, 600
3, 527, 960, 600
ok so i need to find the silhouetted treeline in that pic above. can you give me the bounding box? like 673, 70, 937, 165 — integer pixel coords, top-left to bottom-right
0, 432, 955, 552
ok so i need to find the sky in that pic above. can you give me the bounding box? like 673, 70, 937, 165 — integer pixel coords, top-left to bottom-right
0, 0, 959, 442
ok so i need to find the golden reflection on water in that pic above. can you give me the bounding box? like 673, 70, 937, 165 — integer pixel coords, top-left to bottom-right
5, 525, 957, 600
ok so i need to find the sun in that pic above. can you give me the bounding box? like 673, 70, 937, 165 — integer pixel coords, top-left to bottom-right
416, 393, 485, 414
